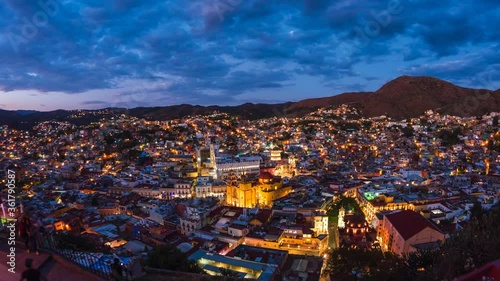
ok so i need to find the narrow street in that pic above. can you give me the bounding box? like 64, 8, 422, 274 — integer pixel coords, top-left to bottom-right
328, 221, 339, 250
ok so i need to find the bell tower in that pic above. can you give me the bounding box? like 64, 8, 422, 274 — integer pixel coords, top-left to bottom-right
338, 206, 346, 229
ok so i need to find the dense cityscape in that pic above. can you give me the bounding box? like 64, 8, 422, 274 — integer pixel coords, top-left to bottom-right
1, 103, 499, 280
1, 1, 499, 281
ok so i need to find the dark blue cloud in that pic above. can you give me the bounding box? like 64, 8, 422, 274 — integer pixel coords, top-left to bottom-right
81, 100, 108, 105
0, 0, 498, 109
405, 44, 500, 89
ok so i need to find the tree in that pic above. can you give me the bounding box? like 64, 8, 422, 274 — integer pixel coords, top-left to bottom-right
402, 126, 414, 138
437, 129, 462, 146
469, 201, 483, 219
432, 208, 500, 280
324, 247, 410, 281
145, 245, 204, 274
493, 115, 499, 127
325, 208, 500, 281
341, 122, 361, 131
327, 195, 361, 223
405, 248, 441, 281
411, 153, 420, 163
91, 196, 99, 207
104, 135, 115, 145
333, 195, 362, 214
128, 149, 142, 161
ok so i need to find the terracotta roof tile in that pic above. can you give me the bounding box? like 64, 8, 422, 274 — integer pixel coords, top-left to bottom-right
385, 210, 442, 240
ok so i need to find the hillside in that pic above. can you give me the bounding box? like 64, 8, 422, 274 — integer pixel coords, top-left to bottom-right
286, 76, 499, 118
1, 76, 499, 129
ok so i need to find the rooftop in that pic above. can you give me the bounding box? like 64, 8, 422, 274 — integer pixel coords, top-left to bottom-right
385, 210, 443, 240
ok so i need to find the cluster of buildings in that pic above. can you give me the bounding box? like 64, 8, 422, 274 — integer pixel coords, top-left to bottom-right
0, 105, 499, 280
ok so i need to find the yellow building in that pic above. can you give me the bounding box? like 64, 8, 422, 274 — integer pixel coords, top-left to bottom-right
244, 228, 329, 256
357, 189, 414, 223
226, 172, 292, 208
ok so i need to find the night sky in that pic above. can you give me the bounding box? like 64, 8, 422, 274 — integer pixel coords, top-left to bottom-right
0, 0, 498, 110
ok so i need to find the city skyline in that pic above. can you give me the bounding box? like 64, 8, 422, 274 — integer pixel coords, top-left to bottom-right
0, 2, 499, 280
1, 102, 499, 280
0, 0, 499, 110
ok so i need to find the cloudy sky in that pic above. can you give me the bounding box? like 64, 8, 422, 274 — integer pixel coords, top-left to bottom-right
0, 0, 498, 111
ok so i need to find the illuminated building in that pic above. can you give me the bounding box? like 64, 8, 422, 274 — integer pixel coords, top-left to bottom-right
217, 144, 258, 178
313, 214, 329, 234
357, 189, 414, 223
214, 158, 261, 180
379, 210, 444, 256
270, 149, 282, 161
189, 249, 279, 280
338, 206, 346, 229
195, 177, 226, 199
244, 228, 329, 256
343, 214, 369, 235
180, 216, 202, 235
195, 147, 211, 173
174, 181, 192, 198
226, 172, 292, 208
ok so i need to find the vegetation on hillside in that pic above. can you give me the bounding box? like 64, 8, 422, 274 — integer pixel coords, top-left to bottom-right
324, 206, 500, 281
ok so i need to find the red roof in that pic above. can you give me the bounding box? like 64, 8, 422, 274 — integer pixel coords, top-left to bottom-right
344, 214, 367, 225
250, 209, 272, 224
259, 172, 273, 180
385, 210, 442, 240
207, 206, 226, 218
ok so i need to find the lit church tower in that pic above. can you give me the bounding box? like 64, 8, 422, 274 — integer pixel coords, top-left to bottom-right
209, 143, 218, 168
338, 206, 346, 229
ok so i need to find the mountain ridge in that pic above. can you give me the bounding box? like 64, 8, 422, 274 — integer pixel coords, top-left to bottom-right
1, 76, 499, 129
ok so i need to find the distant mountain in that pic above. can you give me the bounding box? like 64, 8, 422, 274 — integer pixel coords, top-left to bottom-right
0, 109, 88, 130
15, 110, 38, 116
364, 75, 499, 118
286, 76, 499, 119
126, 102, 294, 121
1, 76, 499, 129
134, 76, 498, 120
